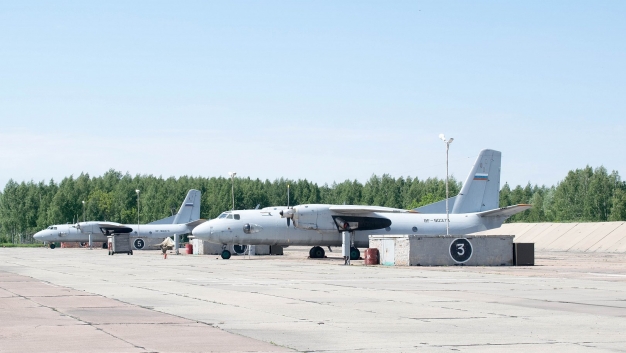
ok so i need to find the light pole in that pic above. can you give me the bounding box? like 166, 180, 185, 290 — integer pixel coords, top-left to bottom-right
82, 200, 85, 223
439, 134, 454, 236
135, 189, 140, 234
228, 172, 237, 210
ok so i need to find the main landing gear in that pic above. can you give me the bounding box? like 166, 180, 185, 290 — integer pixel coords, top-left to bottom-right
309, 246, 360, 259
350, 247, 360, 260
309, 246, 325, 259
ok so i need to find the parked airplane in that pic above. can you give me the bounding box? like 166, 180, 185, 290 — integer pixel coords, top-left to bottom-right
192, 149, 531, 260
34, 189, 205, 250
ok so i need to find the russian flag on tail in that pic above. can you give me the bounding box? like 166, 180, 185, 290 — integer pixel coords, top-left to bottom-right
473, 173, 488, 181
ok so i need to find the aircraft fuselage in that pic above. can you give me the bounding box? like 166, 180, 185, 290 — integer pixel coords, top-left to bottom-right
33, 223, 193, 243
193, 205, 504, 248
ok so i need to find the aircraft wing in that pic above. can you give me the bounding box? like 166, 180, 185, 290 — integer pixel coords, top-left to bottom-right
328, 205, 413, 214
95, 222, 134, 234
477, 204, 532, 218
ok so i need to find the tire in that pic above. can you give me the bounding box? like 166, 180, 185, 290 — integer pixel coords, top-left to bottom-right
221, 250, 232, 260
102, 243, 108, 249
130, 250, 133, 255
350, 247, 360, 260
50, 243, 56, 249
312, 246, 325, 259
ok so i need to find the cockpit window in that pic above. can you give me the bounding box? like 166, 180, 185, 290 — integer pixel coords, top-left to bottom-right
226, 214, 233, 219
234, 214, 240, 220
218, 213, 228, 219
53, 227, 57, 230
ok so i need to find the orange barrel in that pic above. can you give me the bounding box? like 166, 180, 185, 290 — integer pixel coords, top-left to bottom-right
364, 248, 379, 265
185, 243, 193, 254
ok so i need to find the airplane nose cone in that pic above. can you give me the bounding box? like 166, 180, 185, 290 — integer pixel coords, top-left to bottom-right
192, 222, 211, 237
33, 232, 43, 240
192, 221, 223, 244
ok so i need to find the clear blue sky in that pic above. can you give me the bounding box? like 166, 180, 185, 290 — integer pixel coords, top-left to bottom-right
1, 1, 624, 189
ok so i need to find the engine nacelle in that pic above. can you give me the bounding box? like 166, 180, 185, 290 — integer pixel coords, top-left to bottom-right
287, 204, 334, 230
74, 221, 100, 234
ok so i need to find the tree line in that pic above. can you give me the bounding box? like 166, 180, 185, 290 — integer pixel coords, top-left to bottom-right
1, 166, 625, 243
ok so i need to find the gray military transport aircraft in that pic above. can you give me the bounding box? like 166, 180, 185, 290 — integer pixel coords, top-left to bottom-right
192, 149, 531, 260
34, 189, 205, 250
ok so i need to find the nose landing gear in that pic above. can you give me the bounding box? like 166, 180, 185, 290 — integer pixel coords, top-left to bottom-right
220, 244, 231, 259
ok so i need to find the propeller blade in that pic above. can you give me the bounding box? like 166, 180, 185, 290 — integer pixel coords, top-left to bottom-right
287, 218, 291, 227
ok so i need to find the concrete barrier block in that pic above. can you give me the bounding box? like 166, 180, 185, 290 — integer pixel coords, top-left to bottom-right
370, 235, 514, 266
192, 239, 224, 255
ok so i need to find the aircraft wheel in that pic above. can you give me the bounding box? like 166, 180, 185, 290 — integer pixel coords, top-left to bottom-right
311, 246, 325, 259
350, 247, 360, 260
50, 243, 56, 249
102, 243, 108, 249
221, 250, 232, 260
130, 250, 133, 255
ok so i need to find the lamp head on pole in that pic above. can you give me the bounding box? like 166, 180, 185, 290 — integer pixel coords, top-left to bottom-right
135, 189, 140, 194
228, 172, 236, 179
439, 134, 454, 144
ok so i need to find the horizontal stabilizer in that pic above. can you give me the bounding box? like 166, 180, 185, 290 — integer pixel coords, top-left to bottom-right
478, 204, 532, 218
329, 205, 411, 214
185, 219, 207, 229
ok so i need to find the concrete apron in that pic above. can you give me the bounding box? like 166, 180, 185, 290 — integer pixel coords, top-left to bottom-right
0, 270, 291, 353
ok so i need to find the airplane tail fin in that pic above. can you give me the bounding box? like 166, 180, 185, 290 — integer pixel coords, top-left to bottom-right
173, 189, 202, 224
452, 149, 501, 213
412, 149, 501, 214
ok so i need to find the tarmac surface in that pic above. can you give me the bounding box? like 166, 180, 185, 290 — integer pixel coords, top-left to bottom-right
0, 247, 625, 352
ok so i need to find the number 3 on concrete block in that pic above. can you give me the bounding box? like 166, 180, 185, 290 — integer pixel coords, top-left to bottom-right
450, 238, 472, 263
